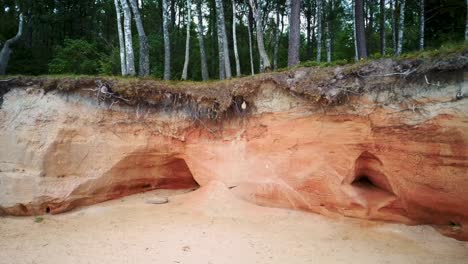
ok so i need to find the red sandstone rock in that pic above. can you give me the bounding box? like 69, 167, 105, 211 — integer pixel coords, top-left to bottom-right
0, 74, 467, 241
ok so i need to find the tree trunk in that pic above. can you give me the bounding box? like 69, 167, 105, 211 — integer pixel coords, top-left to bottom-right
367, 0, 375, 56
326, 22, 331, 63
196, 0, 209, 81
355, 0, 368, 59
247, 4, 255, 76
232, 1, 241, 77
114, 0, 127, 76
380, 0, 386, 55
353, 0, 359, 61
396, 0, 405, 55
392, 0, 398, 54
288, 0, 301, 67
181, 0, 191, 80
121, 0, 136, 76
0, 13, 23, 75
316, 0, 323, 62
466, 0, 468, 41
305, 3, 312, 61
129, 0, 150, 76
249, 0, 271, 72
390, 0, 396, 53
419, 0, 424, 50
215, 0, 232, 79
216, 5, 226, 80
163, 0, 171, 80
273, 2, 281, 70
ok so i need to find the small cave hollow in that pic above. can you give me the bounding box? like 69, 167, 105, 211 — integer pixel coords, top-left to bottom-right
228, 96, 250, 117
352, 175, 377, 189
345, 151, 396, 209
351, 151, 394, 194
107, 155, 200, 198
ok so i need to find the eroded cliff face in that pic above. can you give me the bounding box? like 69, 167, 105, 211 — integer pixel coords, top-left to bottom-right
1, 57, 467, 240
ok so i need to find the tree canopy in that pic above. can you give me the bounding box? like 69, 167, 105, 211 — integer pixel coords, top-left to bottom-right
0, 0, 466, 80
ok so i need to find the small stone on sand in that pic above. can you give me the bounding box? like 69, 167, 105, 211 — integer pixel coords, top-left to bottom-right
145, 197, 169, 204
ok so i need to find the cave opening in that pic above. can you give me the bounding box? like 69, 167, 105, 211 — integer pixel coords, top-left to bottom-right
343, 151, 398, 212
352, 175, 378, 189
107, 156, 200, 198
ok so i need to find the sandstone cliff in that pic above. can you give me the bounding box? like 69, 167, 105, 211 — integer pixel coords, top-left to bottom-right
1, 49, 467, 240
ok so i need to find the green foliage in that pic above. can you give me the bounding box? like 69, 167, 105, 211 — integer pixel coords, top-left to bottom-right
0, 0, 466, 79
397, 42, 468, 60
34, 216, 44, 223
298, 58, 351, 68
49, 39, 102, 75
99, 47, 121, 75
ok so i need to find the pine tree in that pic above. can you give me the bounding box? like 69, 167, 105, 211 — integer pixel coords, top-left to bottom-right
215, 0, 232, 79
288, 0, 301, 67
355, 0, 368, 59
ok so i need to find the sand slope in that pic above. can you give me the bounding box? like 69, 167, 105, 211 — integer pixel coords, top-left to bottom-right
1, 182, 467, 264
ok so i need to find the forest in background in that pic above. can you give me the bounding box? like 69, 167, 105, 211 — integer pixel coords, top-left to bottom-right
0, 0, 466, 81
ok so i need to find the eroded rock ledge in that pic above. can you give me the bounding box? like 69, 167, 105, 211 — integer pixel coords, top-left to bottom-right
1, 53, 467, 240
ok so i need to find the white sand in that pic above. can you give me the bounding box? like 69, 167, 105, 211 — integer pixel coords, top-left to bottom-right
1, 182, 467, 264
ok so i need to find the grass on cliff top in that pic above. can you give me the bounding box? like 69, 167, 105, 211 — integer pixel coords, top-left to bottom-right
2, 42, 466, 85
282, 41, 467, 72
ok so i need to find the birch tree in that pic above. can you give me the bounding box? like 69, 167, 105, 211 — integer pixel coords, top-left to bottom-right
196, 0, 209, 81
129, 0, 150, 76
181, 0, 191, 80
316, 0, 323, 62
216, 24, 226, 80
114, 0, 127, 76
121, 0, 136, 76
247, 4, 255, 75
162, 0, 171, 80
352, 0, 359, 61
419, 0, 424, 50
232, 1, 241, 77
325, 0, 333, 63
288, 0, 301, 67
396, 0, 405, 55
249, 0, 271, 72
325, 22, 331, 63
355, 0, 368, 59
215, 0, 232, 79
380, 0, 386, 55
0, 13, 23, 75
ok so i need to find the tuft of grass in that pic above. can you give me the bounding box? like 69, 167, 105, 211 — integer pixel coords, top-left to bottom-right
34, 216, 44, 223
397, 42, 467, 60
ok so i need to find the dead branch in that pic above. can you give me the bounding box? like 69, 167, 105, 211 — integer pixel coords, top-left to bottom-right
424, 75, 441, 87
358, 67, 418, 78
83, 80, 130, 106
